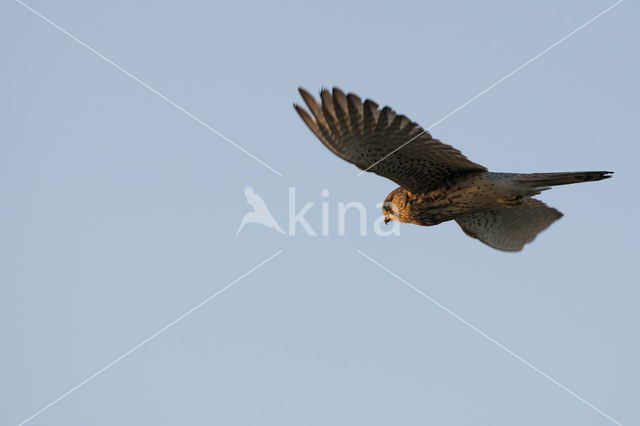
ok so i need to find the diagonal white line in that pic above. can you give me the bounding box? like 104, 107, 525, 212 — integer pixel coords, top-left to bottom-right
356, 250, 622, 426
358, 0, 624, 175
15, 0, 283, 177
17, 250, 283, 426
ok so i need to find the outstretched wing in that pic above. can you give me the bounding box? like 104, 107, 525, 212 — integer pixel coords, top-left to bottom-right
456, 198, 563, 252
294, 87, 486, 193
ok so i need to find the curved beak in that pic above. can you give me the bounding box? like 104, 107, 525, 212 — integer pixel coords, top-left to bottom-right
384, 217, 391, 225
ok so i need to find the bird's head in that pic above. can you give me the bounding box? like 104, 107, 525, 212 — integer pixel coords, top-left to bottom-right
382, 198, 399, 225
382, 187, 410, 224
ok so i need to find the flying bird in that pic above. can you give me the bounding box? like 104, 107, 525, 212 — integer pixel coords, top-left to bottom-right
236, 186, 285, 235
294, 87, 612, 251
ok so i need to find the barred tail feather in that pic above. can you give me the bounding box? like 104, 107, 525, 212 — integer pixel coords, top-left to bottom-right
513, 171, 613, 187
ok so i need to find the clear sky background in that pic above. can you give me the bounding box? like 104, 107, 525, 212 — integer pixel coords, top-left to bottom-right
2, 0, 638, 425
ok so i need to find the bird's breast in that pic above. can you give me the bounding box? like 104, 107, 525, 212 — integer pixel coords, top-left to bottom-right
406, 175, 499, 226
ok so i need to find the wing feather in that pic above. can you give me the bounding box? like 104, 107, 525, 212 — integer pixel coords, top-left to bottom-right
295, 87, 486, 192
456, 198, 563, 251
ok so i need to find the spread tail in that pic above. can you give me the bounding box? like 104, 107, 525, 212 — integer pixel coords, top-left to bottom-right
513, 171, 613, 188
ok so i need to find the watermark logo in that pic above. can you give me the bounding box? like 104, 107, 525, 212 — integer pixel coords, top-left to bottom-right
236, 186, 286, 235
236, 187, 400, 237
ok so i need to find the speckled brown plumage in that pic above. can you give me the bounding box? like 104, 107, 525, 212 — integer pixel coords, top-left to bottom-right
294, 87, 612, 251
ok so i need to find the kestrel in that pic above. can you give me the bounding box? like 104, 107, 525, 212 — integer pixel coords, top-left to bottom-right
294, 87, 612, 251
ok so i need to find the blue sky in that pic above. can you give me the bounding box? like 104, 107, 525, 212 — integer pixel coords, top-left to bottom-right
2, 1, 638, 425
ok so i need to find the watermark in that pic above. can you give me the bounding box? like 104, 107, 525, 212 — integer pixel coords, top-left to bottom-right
236, 187, 400, 237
